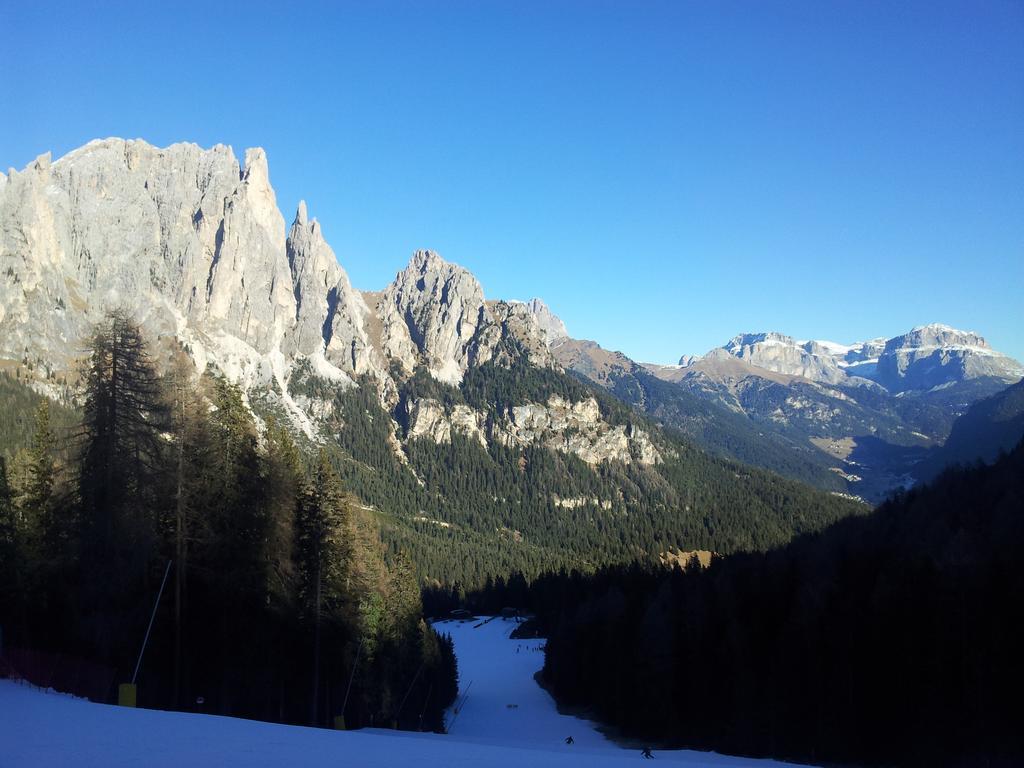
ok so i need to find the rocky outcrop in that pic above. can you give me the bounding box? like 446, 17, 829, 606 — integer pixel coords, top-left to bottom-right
401, 392, 659, 466
722, 333, 850, 385
553, 496, 613, 510
404, 397, 487, 447
376, 250, 491, 384
492, 395, 660, 466
525, 298, 568, 345
285, 201, 380, 379
487, 300, 555, 368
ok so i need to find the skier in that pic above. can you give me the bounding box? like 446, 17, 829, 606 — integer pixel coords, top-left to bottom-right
565, 736, 574, 745
641, 747, 654, 759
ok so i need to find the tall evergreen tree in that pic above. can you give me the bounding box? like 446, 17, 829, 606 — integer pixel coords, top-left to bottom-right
262, 417, 303, 615
296, 448, 354, 725
163, 352, 212, 708
23, 401, 56, 537
76, 310, 168, 661
0, 456, 17, 635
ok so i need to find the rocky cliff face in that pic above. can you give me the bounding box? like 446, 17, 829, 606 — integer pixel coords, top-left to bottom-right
285, 201, 380, 381
1, 141, 291, 378
401, 392, 659, 466
3, 139, 651, 463
873, 324, 1024, 392
721, 333, 852, 385
493, 395, 660, 466
525, 298, 568, 345
404, 397, 488, 447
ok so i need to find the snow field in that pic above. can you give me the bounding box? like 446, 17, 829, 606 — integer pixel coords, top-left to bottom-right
0, 616, 810, 767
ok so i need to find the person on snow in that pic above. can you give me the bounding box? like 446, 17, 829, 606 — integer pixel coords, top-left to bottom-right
565, 736, 574, 745
641, 747, 654, 759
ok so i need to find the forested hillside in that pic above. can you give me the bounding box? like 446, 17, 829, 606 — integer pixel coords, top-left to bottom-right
914, 378, 1024, 482
289, 351, 866, 587
0, 313, 457, 731
0, 372, 78, 459
485, 441, 1024, 767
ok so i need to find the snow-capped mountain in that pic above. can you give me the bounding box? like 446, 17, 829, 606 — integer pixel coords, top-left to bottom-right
692, 326, 1022, 394
557, 323, 1022, 502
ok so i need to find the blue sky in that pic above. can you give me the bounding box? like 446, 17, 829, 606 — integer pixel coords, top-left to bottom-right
2, 1, 1022, 363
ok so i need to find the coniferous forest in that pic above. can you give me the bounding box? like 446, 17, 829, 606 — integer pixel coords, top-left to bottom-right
0, 312, 457, 731
449, 442, 1024, 767
287, 351, 866, 588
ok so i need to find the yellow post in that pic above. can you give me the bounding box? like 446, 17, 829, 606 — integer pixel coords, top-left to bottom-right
118, 683, 137, 707
333, 715, 346, 730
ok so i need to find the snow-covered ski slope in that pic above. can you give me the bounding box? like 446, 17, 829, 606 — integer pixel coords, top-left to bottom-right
441, 616, 611, 749
0, 617, 811, 767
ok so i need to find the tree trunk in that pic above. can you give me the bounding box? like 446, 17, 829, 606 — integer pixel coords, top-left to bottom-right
310, 541, 322, 726
173, 380, 184, 709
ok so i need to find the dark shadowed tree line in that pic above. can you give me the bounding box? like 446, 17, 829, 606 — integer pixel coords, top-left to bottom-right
434, 444, 1024, 767
0, 311, 456, 731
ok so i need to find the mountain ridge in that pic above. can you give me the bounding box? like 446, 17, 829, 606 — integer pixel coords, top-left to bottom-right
661, 323, 1022, 394
2, 137, 869, 586
5, 138, 1020, 508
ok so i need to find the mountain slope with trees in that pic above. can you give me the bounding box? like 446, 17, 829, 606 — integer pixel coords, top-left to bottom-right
0, 313, 457, 731
913, 378, 1024, 483
504, 441, 1024, 767
285, 346, 866, 587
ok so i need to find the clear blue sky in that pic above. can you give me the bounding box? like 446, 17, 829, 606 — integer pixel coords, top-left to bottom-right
3, 1, 1022, 363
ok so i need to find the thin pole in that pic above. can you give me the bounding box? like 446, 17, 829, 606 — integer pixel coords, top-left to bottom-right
394, 660, 425, 721
447, 679, 473, 732
132, 559, 172, 685
339, 638, 363, 720
418, 682, 433, 731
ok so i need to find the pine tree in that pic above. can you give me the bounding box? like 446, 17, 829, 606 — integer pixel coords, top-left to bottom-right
0, 456, 18, 630
262, 417, 303, 615
163, 351, 213, 708
296, 448, 353, 725
23, 401, 56, 534
76, 310, 168, 660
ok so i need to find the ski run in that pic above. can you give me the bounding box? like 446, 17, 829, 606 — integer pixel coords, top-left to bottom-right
0, 617, 811, 767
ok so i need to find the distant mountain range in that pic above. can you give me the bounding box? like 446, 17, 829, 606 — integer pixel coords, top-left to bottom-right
1, 136, 1020, 554
557, 323, 1023, 501
674, 325, 1022, 393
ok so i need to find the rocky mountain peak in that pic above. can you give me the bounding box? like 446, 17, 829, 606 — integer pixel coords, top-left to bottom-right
377, 249, 491, 384
721, 332, 848, 385
240, 146, 285, 253
888, 324, 989, 352
408, 248, 446, 272
875, 324, 1020, 392
33, 152, 52, 172
725, 332, 795, 351
525, 298, 568, 345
